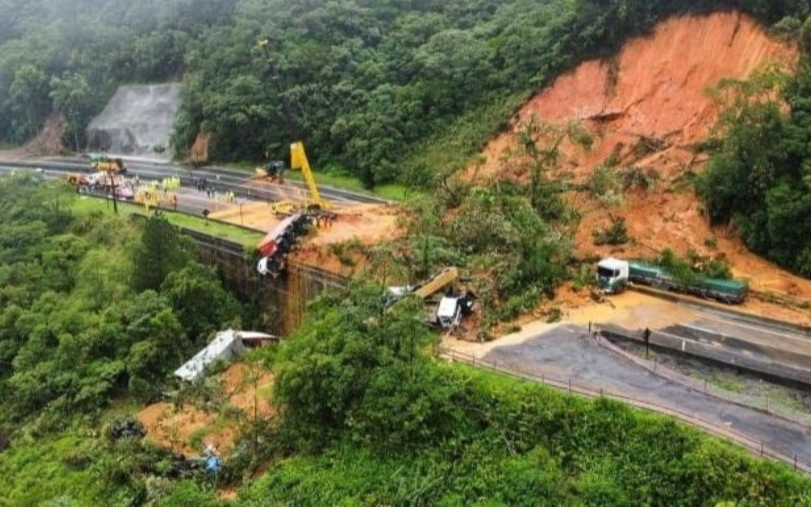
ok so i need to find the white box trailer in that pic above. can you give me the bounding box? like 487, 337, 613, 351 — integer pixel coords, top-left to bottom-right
174, 329, 278, 382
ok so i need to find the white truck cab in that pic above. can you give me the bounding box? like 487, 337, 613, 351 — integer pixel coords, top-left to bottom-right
257, 257, 284, 278
596, 257, 630, 294
436, 296, 463, 329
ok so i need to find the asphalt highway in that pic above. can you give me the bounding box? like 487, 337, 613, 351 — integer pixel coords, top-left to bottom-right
0, 163, 238, 220
600, 296, 811, 385
483, 325, 811, 466
2, 155, 387, 206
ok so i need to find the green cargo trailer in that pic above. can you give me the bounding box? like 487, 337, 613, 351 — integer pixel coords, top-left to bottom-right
598, 258, 749, 304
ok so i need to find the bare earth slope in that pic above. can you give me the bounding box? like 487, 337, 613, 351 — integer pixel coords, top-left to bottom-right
476, 12, 811, 320
480, 12, 795, 178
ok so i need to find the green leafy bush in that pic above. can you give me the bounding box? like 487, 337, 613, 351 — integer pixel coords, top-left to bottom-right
592, 215, 631, 246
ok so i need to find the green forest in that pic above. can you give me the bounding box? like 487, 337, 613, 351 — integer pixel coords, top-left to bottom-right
0, 0, 807, 186
6, 0, 811, 275
0, 175, 809, 505
7, 0, 811, 504
699, 47, 811, 276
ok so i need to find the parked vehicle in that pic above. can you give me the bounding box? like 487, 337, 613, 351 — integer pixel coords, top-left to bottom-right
596, 257, 748, 304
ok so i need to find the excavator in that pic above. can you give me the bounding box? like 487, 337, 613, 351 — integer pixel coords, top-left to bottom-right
255, 38, 332, 216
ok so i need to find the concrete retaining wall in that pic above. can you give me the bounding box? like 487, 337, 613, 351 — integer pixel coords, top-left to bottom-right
601, 324, 811, 387
185, 229, 348, 336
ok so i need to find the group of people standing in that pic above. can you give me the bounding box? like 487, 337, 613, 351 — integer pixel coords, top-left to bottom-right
313, 213, 336, 229
193, 177, 237, 203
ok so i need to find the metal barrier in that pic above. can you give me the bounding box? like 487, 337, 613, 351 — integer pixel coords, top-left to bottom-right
595, 333, 811, 427
439, 346, 811, 476
601, 324, 811, 387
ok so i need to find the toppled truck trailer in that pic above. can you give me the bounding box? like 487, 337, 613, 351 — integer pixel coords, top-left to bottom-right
256, 213, 311, 277
174, 329, 279, 382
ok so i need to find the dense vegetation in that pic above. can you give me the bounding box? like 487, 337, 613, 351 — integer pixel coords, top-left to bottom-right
245, 285, 811, 505
699, 34, 811, 277
0, 174, 251, 505
0, 0, 809, 185
6, 1, 811, 503
170, 0, 811, 187
0, 0, 237, 149
0, 175, 245, 434
0, 175, 808, 504
386, 121, 582, 338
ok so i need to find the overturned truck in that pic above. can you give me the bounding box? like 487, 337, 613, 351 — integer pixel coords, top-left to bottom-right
256, 213, 311, 277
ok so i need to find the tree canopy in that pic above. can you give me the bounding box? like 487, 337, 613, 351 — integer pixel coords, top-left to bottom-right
2, 0, 810, 186
699, 44, 811, 276
0, 175, 245, 431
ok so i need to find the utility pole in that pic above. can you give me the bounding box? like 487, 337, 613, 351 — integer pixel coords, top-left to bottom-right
643, 327, 651, 359
106, 169, 118, 214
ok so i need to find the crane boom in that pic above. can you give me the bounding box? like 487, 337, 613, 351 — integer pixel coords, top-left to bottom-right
256, 38, 330, 211
290, 141, 322, 206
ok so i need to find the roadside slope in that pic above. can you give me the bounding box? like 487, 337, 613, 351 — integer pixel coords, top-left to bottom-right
475, 12, 811, 319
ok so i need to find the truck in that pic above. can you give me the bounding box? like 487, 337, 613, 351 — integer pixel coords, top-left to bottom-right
65, 171, 124, 194
256, 213, 311, 277
386, 267, 476, 328
435, 292, 476, 329
596, 257, 748, 304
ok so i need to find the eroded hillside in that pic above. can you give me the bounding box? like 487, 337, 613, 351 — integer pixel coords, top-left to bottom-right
475, 12, 811, 321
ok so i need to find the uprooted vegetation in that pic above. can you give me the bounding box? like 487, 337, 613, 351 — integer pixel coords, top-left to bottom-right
385, 121, 595, 338
593, 215, 631, 246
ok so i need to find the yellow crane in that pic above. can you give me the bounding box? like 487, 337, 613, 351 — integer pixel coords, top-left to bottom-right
255, 38, 331, 216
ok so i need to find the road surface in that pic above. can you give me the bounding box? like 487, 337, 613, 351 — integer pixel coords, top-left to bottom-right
469, 324, 811, 466
600, 296, 811, 385
0, 155, 386, 207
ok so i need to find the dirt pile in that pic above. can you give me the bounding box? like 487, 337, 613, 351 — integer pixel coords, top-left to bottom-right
474, 12, 811, 321
0, 114, 69, 159
137, 362, 274, 456
138, 402, 229, 456
27, 115, 69, 156
190, 132, 212, 166
221, 362, 274, 418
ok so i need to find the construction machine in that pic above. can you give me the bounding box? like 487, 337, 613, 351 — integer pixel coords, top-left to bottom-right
89, 154, 127, 175
255, 38, 332, 216
386, 267, 476, 328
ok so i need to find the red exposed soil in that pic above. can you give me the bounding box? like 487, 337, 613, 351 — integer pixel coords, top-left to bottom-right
479, 12, 796, 181
221, 362, 274, 418
137, 362, 275, 457
137, 402, 232, 456
190, 132, 212, 166
473, 12, 811, 324
0, 114, 68, 160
